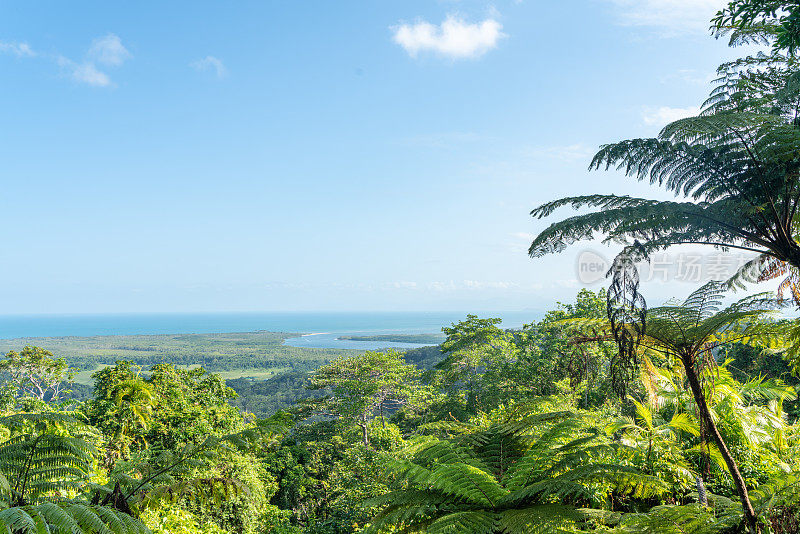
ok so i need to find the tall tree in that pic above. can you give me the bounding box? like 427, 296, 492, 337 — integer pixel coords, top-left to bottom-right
434, 315, 516, 413
528, 18, 800, 280
713, 1, 800, 54
0, 346, 74, 403
560, 282, 788, 533
309, 350, 422, 448
88, 362, 156, 466
524, 289, 617, 405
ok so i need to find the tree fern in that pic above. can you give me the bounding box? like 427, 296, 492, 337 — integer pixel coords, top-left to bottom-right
365, 406, 668, 533
0, 412, 148, 533
556, 282, 793, 533
613, 499, 742, 534
0, 502, 149, 534
0, 412, 97, 507
528, 41, 800, 306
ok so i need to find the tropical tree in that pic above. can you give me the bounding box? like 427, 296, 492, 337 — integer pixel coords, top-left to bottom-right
560, 282, 788, 533
434, 315, 517, 414
713, 0, 800, 54
310, 350, 423, 448
525, 289, 618, 406
87, 362, 157, 467
110, 378, 156, 449
89, 362, 245, 454
528, 23, 800, 289
0, 346, 74, 404
145, 364, 243, 449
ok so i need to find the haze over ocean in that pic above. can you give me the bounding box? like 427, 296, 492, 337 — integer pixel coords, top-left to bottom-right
0, 311, 540, 341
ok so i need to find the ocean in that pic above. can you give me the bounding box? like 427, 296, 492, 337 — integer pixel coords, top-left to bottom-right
0, 311, 541, 350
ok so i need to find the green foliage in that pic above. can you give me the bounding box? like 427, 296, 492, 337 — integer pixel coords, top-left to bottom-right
0, 412, 99, 507
563, 283, 793, 532
0, 412, 146, 533
613, 498, 742, 534
142, 505, 226, 534
367, 404, 668, 533
87, 362, 155, 465
0, 332, 356, 377
713, 1, 800, 53
310, 350, 426, 448
180, 451, 284, 534
0, 346, 75, 405
520, 289, 617, 406
433, 315, 518, 414
227, 372, 325, 418
0, 287, 797, 533
0, 502, 149, 534
402, 345, 445, 370
89, 362, 245, 455
146, 364, 244, 448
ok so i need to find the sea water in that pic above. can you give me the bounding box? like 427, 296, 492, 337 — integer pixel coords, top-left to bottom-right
0, 311, 541, 350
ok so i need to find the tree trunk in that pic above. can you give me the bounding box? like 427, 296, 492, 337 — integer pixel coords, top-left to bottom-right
696, 476, 708, 506
360, 415, 369, 449
781, 240, 800, 272
680, 353, 759, 534
467, 378, 478, 414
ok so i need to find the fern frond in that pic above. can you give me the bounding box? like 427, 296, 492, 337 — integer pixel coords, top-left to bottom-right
498, 505, 587, 534
426, 510, 498, 534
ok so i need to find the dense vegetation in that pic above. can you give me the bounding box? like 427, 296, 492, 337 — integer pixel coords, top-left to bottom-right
227, 373, 325, 417
1, 284, 798, 533
4, 1, 800, 532
0, 332, 358, 377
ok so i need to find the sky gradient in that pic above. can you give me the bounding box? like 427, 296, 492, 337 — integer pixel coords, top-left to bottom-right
0, 0, 764, 314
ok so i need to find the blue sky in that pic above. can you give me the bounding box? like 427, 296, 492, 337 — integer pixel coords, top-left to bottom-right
0, 1, 761, 314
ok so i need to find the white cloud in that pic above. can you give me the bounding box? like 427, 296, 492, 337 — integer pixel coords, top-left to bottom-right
463, 280, 516, 289
427, 281, 457, 292
0, 41, 35, 57
53, 34, 130, 87
88, 34, 131, 66
604, 0, 727, 35
69, 61, 112, 87
191, 56, 227, 78
392, 15, 505, 59
642, 105, 701, 127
